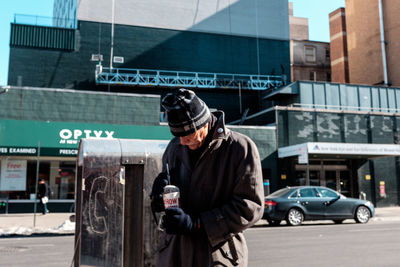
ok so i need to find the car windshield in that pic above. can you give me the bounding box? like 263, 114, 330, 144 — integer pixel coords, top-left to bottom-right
268, 188, 293, 197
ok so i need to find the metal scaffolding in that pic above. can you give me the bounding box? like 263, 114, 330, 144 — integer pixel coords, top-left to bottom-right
95, 66, 285, 90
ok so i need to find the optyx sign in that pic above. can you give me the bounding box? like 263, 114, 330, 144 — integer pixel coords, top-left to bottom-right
59, 129, 115, 144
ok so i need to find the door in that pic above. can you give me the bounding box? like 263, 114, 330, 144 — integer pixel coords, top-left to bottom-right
325, 170, 337, 191
324, 170, 351, 196
297, 187, 325, 219
339, 171, 350, 196
316, 187, 353, 218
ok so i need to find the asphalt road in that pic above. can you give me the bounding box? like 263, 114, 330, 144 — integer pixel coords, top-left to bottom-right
246, 220, 400, 267
0, 235, 74, 267
0, 220, 399, 267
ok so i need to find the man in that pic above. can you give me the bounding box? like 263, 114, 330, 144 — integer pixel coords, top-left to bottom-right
38, 178, 50, 215
151, 89, 264, 267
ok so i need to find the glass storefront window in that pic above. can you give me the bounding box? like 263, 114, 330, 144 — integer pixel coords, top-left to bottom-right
0, 157, 76, 200
57, 161, 76, 199
295, 170, 321, 186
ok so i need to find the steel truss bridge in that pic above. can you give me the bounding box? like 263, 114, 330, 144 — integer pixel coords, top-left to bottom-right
95, 66, 285, 90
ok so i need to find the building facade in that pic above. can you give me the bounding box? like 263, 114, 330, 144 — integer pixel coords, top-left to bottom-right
10, 0, 291, 91
289, 2, 331, 83
290, 40, 331, 82
4, 1, 400, 212
236, 81, 400, 207
53, 0, 77, 28
344, 0, 400, 86
289, 2, 309, 40
0, 86, 277, 212
0, 86, 171, 212
8, 0, 292, 123
329, 7, 349, 83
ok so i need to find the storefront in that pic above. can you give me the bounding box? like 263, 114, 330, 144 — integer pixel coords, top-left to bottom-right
0, 119, 171, 212
274, 105, 400, 207
278, 142, 400, 199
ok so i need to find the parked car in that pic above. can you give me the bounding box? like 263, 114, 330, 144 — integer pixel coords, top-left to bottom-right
263, 186, 375, 226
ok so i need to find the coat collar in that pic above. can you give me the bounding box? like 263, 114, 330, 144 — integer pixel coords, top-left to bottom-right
210, 111, 230, 142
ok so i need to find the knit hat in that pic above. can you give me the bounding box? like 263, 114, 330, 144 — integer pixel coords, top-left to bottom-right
162, 89, 211, 137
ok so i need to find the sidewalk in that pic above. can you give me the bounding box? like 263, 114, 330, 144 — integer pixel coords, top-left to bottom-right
371, 206, 400, 222
0, 207, 399, 237
0, 212, 75, 237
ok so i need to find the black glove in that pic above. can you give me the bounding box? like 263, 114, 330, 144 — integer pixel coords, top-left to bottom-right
164, 207, 200, 235
150, 172, 169, 212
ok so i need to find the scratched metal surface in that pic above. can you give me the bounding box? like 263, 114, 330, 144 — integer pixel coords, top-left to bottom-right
76, 138, 169, 267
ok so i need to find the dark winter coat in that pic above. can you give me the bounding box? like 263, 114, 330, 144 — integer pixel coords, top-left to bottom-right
157, 111, 264, 267
38, 182, 49, 199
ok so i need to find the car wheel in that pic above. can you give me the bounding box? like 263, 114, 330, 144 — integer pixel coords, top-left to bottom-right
355, 206, 371, 223
333, 219, 344, 224
267, 220, 281, 226
286, 208, 304, 226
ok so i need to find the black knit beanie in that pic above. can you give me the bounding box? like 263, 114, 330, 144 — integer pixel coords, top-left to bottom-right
161, 89, 211, 137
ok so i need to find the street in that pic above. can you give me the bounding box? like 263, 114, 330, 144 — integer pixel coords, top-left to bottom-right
0, 220, 399, 267
0, 235, 74, 267
246, 220, 400, 267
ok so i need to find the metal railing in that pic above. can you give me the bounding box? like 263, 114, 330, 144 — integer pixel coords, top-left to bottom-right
13, 14, 77, 29
95, 66, 285, 90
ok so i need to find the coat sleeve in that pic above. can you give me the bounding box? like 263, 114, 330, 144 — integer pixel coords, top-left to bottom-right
200, 135, 265, 247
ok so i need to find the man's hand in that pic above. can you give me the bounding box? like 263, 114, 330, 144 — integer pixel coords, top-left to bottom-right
150, 172, 169, 212
164, 207, 199, 235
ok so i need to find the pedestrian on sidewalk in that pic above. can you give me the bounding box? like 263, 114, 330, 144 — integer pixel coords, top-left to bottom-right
38, 178, 50, 215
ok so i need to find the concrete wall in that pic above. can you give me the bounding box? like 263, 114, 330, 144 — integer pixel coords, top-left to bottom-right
76, 0, 290, 40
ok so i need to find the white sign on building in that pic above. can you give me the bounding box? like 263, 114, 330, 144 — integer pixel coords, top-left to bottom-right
0, 159, 27, 191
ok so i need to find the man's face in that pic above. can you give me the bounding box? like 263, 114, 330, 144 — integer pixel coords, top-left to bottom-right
180, 124, 209, 150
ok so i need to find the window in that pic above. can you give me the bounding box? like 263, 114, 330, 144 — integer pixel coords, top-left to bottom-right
289, 190, 300, 198
327, 72, 331, 82
316, 188, 338, 198
310, 71, 316, 81
0, 159, 75, 200
299, 188, 318, 198
304, 46, 316, 62
325, 48, 330, 61
269, 188, 292, 198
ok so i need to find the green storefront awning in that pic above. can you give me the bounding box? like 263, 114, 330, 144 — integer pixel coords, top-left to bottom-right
0, 119, 172, 157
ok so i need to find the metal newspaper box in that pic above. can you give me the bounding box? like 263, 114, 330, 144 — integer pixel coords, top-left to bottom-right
74, 138, 169, 267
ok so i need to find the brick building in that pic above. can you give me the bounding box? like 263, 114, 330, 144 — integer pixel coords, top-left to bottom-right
330, 0, 400, 87
329, 8, 349, 83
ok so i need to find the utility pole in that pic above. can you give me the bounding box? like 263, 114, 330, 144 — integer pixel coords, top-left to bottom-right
108, 0, 116, 92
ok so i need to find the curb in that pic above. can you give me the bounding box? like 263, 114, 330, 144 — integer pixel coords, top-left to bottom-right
0, 232, 75, 238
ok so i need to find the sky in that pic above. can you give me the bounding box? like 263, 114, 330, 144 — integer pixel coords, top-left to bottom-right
291, 0, 346, 42
0, 0, 345, 86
